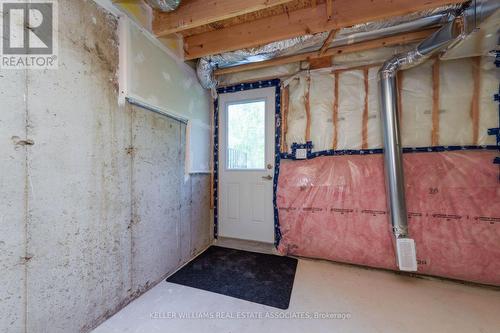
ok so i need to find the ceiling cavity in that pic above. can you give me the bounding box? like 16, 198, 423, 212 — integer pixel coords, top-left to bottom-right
197, 5, 462, 90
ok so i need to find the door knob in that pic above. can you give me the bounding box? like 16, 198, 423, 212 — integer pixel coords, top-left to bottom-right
262, 175, 273, 181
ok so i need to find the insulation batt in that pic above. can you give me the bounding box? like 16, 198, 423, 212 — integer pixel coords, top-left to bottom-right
277, 151, 500, 286
284, 57, 497, 152
309, 72, 334, 150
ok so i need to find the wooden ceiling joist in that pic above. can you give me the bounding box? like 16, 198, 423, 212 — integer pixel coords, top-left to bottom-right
309, 56, 333, 69
184, 0, 460, 60
214, 28, 437, 76
154, 0, 295, 37
319, 29, 338, 56
326, 0, 333, 20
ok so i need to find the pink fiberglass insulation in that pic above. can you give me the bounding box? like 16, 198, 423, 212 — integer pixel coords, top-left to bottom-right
277, 151, 500, 286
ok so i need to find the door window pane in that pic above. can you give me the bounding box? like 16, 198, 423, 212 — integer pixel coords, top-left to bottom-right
227, 101, 266, 170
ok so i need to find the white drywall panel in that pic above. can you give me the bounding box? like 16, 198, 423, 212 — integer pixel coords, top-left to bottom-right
125, 21, 209, 125
186, 120, 211, 173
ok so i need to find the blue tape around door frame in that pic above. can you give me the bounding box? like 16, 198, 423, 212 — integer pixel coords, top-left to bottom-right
489, 52, 500, 172
213, 79, 282, 245
213, 98, 220, 239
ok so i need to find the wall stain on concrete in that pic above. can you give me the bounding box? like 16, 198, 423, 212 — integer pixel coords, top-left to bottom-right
1, 1, 212, 332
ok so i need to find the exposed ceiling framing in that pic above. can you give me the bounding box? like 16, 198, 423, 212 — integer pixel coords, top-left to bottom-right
153, 0, 296, 36
146, 0, 463, 63
318, 29, 338, 56
213, 28, 438, 75
165, 0, 461, 60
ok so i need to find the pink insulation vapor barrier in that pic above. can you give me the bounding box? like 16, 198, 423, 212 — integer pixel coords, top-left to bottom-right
277, 151, 500, 286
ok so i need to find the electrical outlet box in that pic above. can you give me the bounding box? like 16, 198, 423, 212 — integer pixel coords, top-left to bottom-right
295, 148, 308, 160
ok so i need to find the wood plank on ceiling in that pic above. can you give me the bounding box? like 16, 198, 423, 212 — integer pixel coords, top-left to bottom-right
154, 0, 295, 36
183, 0, 462, 60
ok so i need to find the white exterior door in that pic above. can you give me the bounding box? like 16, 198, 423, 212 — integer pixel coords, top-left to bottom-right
218, 87, 276, 243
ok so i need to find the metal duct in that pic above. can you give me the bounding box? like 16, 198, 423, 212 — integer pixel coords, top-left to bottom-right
324, 6, 459, 50
378, 21, 462, 271
197, 33, 329, 89
378, 0, 500, 271
145, 0, 181, 11
197, 5, 461, 89
460, 0, 500, 34
442, 0, 500, 59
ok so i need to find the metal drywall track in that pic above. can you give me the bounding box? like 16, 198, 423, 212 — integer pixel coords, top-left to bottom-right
126, 96, 188, 124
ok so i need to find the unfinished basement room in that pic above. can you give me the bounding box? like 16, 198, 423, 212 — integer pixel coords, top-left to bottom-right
1, 0, 500, 332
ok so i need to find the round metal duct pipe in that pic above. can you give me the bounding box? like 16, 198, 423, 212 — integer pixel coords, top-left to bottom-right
378, 0, 500, 272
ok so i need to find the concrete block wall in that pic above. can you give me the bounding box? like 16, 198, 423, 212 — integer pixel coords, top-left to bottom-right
0, 1, 211, 332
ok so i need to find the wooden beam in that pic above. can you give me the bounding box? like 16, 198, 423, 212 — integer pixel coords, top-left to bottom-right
184, 0, 460, 59
305, 75, 312, 142
326, 0, 334, 20
471, 56, 481, 145
332, 63, 382, 74
215, 29, 437, 76
319, 29, 337, 56
281, 85, 289, 153
217, 63, 381, 88
332, 72, 339, 150
309, 56, 333, 69
362, 68, 369, 149
431, 58, 440, 146
154, 0, 295, 36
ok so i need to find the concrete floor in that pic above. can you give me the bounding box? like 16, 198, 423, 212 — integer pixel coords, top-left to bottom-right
92, 256, 500, 333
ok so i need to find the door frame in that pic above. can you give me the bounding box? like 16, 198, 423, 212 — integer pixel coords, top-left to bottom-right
213, 79, 282, 245
218, 88, 275, 243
